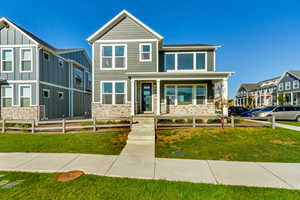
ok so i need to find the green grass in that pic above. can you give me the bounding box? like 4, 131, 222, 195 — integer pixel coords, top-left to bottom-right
0, 172, 299, 200
0, 132, 128, 155
156, 127, 300, 162
277, 121, 300, 127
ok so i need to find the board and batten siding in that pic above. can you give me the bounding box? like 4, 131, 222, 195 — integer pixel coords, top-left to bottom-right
0, 24, 35, 45
278, 73, 300, 93
59, 51, 91, 72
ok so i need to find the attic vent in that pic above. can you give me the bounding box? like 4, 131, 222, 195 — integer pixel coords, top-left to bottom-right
3, 21, 9, 28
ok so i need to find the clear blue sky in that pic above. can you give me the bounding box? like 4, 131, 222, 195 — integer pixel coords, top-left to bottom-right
1, 0, 300, 97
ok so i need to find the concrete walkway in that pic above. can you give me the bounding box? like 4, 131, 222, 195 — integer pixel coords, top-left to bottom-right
248, 119, 300, 131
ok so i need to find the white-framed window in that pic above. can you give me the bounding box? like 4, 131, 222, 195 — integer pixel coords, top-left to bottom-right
20, 48, 32, 72
293, 80, 299, 89
42, 89, 50, 98
58, 92, 64, 100
285, 82, 291, 90
164, 84, 207, 105
278, 83, 283, 91
100, 81, 127, 104
164, 52, 207, 71
1, 48, 14, 72
1, 85, 13, 107
43, 52, 49, 61
19, 85, 31, 107
139, 43, 152, 62
100, 44, 127, 70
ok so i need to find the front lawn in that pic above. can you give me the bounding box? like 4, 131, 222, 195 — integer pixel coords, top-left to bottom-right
156, 127, 300, 162
0, 132, 128, 155
277, 121, 300, 127
0, 172, 299, 200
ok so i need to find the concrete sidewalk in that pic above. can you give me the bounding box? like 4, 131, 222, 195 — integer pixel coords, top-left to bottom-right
248, 119, 300, 131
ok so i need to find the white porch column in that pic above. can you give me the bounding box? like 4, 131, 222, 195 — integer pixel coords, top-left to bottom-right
156, 79, 161, 115
222, 79, 228, 116
291, 92, 294, 105
131, 79, 135, 115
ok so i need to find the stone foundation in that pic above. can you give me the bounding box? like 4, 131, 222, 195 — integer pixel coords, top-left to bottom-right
160, 103, 216, 115
1, 106, 41, 120
92, 103, 131, 118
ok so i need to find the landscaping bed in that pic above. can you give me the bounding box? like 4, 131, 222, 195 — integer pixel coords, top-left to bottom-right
156, 127, 300, 162
0, 171, 299, 200
0, 131, 129, 155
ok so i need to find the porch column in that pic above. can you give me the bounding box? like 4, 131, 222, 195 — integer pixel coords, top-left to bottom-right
156, 79, 160, 115
291, 92, 294, 105
222, 79, 228, 116
131, 79, 135, 115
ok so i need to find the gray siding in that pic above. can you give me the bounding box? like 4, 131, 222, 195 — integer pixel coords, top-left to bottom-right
278, 72, 300, 92
0, 24, 35, 45
73, 91, 91, 117
73, 65, 84, 90
59, 51, 91, 71
100, 16, 158, 40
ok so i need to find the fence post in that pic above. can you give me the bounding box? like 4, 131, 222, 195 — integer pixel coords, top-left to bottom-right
154, 116, 157, 130
62, 119, 66, 133
130, 116, 133, 129
231, 115, 234, 127
32, 120, 35, 134
2, 119, 5, 133
93, 117, 96, 132
193, 116, 196, 128
272, 115, 276, 129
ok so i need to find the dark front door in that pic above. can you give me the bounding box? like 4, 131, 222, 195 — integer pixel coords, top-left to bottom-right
141, 83, 152, 112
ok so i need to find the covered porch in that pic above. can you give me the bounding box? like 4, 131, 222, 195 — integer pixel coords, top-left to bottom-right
128, 72, 233, 116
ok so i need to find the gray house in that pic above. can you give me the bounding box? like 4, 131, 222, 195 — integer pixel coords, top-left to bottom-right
87, 10, 233, 117
277, 70, 300, 105
0, 18, 92, 120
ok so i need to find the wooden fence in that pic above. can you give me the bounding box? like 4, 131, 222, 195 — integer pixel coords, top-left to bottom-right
154, 115, 276, 130
1, 117, 133, 133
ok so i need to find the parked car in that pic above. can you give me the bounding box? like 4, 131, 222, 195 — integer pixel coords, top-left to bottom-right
229, 106, 250, 116
253, 106, 300, 121
241, 108, 262, 117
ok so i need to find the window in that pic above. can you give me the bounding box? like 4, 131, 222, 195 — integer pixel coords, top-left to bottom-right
139, 43, 152, 62
285, 82, 291, 90
196, 85, 206, 104
58, 92, 64, 100
20, 48, 32, 72
1, 48, 13, 72
165, 86, 176, 105
1, 86, 13, 107
101, 81, 126, 104
164, 52, 207, 71
74, 68, 83, 85
178, 86, 193, 105
44, 52, 49, 60
293, 80, 299, 89
59, 59, 63, 68
101, 44, 126, 69
43, 89, 50, 98
86, 72, 92, 88
278, 83, 283, 91
19, 85, 31, 107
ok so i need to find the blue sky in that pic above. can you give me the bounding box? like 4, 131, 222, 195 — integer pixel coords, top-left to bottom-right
1, 0, 300, 97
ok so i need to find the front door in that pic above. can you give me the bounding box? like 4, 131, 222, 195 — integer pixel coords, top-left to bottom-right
141, 83, 152, 113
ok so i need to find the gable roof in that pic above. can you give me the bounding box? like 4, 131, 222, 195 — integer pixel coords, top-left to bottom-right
288, 70, 300, 79
87, 10, 163, 44
240, 83, 258, 91
0, 17, 56, 51
56, 48, 92, 66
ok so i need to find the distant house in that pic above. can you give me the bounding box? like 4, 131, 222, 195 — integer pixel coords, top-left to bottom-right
87, 10, 234, 117
0, 18, 92, 120
277, 70, 300, 105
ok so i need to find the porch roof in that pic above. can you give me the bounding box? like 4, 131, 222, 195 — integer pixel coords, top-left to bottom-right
127, 71, 234, 80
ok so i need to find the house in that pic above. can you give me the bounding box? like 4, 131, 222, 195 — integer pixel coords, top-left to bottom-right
235, 83, 257, 107
277, 70, 300, 105
0, 18, 92, 120
87, 10, 234, 117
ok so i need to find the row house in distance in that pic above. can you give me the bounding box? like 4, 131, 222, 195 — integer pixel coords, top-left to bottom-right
87, 10, 234, 117
277, 70, 300, 105
0, 18, 92, 120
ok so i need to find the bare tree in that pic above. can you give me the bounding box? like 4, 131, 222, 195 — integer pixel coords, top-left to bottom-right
215, 81, 229, 131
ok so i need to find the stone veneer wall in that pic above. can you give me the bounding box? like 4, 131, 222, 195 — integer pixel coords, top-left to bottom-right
1, 106, 41, 120
92, 103, 131, 118
160, 103, 216, 115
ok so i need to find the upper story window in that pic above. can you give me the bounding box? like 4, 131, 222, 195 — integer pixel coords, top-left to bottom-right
59, 59, 64, 68
44, 52, 49, 61
101, 81, 126, 104
74, 68, 83, 85
1, 86, 13, 107
278, 83, 283, 91
43, 89, 50, 98
20, 48, 32, 72
139, 43, 152, 62
1, 48, 13, 72
285, 82, 291, 90
58, 92, 64, 100
293, 80, 299, 89
100, 44, 127, 70
164, 52, 207, 71
86, 72, 92, 88
19, 85, 31, 107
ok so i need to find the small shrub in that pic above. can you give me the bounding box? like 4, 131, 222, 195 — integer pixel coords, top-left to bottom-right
174, 119, 186, 124
196, 119, 204, 124
207, 119, 221, 124
158, 119, 173, 124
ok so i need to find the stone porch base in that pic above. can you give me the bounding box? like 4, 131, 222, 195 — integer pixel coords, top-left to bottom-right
1, 106, 44, 120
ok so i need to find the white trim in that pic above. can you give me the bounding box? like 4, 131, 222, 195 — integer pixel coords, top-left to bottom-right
6, 80, 37, 83
1, 85, 13, 107
139, 43, 152, 62
131, 79, 135, 115
96, 39, 158, 43
285, 81, 291, 90
213, 51, 216, 72
156, 40, 159, 72
40, 81, 91, 94
293, 80, 299, 89
130, 77, 228, 81
163, 51, 208, 72
100, 44, 127, 70
18, 84, 32, 107
100, 80, 127, 105
19, 48, 33, 73
0, 44, 37, 48
92, 43, 95, 103
156, 79, 160, 115
42, 88, 50, 98
36, 47, 40, 106
1, 48, 14, 73
87, 10, 163, 43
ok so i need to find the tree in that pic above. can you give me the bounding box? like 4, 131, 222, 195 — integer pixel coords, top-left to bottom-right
278, 94, 286, 105
247, 96, 254, 108
215, 81, 229, 131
